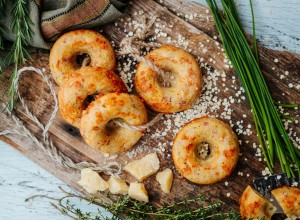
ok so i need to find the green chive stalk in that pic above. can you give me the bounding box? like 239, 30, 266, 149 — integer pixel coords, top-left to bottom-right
206, 0, 300, 177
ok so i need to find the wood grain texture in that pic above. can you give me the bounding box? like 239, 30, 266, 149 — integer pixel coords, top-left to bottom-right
0, 142, 112, 220
0, 0, 299, 216
194, 0, 300, 54
0, 142, 67, 220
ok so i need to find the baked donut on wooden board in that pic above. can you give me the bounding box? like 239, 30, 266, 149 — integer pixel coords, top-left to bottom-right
272, 186, 300, 219
80, 93, 148, 154
58, 66, 127, 128
49, 29, 116, 86
135, 45, 202, 113
240, 185, 277, 220
172, 116, 239, 184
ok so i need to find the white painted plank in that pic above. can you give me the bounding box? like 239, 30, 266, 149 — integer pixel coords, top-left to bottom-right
1, 1, 299, 219
0, 141, 67, 220
0, 141, 112, 219
194, 0, 300, 54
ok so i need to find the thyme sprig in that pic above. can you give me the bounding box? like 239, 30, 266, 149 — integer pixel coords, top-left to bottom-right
27, 186, 240, 220
0, 0, 33, 110
206, 0, 300, 177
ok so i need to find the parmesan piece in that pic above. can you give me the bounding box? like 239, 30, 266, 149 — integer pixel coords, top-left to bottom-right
156, 168, 173, 193
272, 186, 300, 219
123, 153, 160, 181
78, 168, 109, 194
240, 185, 276, 219
128, 182, 149, 202
108, 176, 129, 195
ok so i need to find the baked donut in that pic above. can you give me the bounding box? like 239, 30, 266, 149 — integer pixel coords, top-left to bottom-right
240, 185, 276, 220
80, 93, 148, 154
49, 29, 116, 86
58, 66, 127, 128
272, 186, 300, 219
135, 45, 202, 113
172, 116, 239, 184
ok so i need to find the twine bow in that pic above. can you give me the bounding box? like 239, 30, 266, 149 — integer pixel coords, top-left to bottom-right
115, 15, 167, 131
0, 15, 168, 176
0, 67, 123, 177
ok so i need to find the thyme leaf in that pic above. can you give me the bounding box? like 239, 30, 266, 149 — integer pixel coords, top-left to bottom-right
27, 186, 240, 220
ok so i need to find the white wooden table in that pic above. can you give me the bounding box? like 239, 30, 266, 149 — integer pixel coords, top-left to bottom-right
1, 1, 299, 219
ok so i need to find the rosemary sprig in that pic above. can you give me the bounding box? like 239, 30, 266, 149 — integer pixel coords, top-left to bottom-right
27, 186, 240, 220
206, 0, 300, 177
0, 25, 5, 71
0, 0, 8, 58
0, 0, 8, 18
0, 0, 33, 110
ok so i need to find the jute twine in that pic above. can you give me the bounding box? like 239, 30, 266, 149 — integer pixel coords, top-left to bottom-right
0, 67, 122, 177
117, 15, 163, 76
0, 15, 166, 177
115, 15, 167, 131
79, 16, 164, 131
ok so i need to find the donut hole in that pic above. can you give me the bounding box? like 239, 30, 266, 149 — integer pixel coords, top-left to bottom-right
76, 53, 91, 67
82, 94, 97, 109
196, 142, 211, 160
157, 70, 176, 88
270, 213, 287, 220
105, 118, 122, 135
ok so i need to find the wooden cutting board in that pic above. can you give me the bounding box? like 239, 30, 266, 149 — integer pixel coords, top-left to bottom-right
1, 0, 299, 212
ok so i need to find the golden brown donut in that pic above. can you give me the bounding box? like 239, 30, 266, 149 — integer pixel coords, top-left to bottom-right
58, 66, 127, 128
172, 116, 239, 184
80, 93, 148, 154
272, 186, 300, 219
240, 185, 276, 220
135, 45, 202, 113
49, 29, 116, 86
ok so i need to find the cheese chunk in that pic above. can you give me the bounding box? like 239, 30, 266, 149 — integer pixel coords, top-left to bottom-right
123, 153, 160, 181
128, 182, 149, 202
78, 168, 109, 194
108, 176, 129, 195
156, 168, 173, 193
272, 186, 300, 219
240, 185, 276, 220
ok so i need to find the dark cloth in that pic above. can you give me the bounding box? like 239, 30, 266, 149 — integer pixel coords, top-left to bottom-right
0, 0, 128, 49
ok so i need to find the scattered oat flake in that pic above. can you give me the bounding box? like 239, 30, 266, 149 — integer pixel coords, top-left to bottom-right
277, 175, 282, 180
115, 14, 300, 180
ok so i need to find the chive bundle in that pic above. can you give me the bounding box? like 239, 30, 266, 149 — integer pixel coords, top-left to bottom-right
206, 0, 300, 177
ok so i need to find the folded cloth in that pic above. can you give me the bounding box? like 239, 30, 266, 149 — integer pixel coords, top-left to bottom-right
0, 0, 128, 49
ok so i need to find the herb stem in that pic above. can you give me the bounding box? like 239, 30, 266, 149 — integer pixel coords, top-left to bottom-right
249, 0, 258, 61
0, 0, 33, 110
275, 102, 299, 108
28, 187, 240, 219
